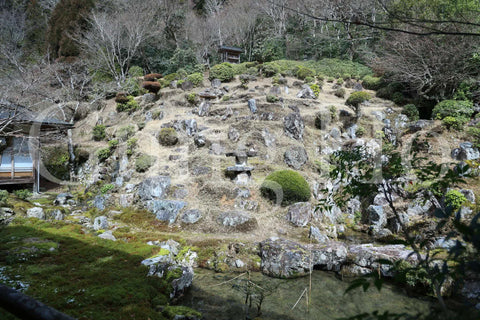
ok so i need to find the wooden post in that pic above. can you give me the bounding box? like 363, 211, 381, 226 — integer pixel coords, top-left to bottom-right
32, 138, 40, 193
10, 148, 14, 180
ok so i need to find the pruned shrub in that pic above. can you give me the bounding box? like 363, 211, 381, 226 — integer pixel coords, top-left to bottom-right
158, 128, 178, 146
260, 170, 310, 205
309, 83, 321, 98
445, 189, 467, 210
117, 125, 136, 141
93, 125, 106, 141
144, 73, 162, 81
186, 93, 198, 104
432, 100, 474, 120
117, 96, 140, 113
135, 154, 156, 172
402, 104, 420, 121
262, 62, 280, 77
362, 75, 382, 90
142, 81, 161, 94
186, 73, 204, 87
346, 91, 371, 108
295, 66, 315, 80
442, 116, 469, 131
266, 95, 279, 103
115, 92, 129, 104
209, 63, 235, 82
334, 87, 346, 98
97, 147, 111, 162
336, 78, 344, 85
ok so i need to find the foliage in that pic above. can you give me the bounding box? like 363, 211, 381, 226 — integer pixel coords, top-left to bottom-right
100, 184, 115, 194
92, 125, 106, 141
376, 82, 404, 101
158, 128, 178, 146
117, 125, 136, 141
309, 83, 321, 98
162, 305, 202, 319
186, 73, 204, 87
444, 190, 467, 210
362, 76, 382, 90
467, 126, 480, 148
123, 77, 143, 96
135, 155, 156, 173
260, 170, 311, 205
432, 100, 474, 120
253, 37, 285, 62
96, 147, 111, 162
108, 139, 119, 149
126, 138, 138, 156
116, 96, 140, 113
128, 66, 143, 77
334, 87, 346, 98
356, 126, 366, 137
14, 189, 32, 200
346, 91, 371, 108
209, 63, 235, 82
337, 78, 344, 85
266, 95, 279, 103
42, 146, 70, 181
442, 116, 469, 131
0, 190, 8, 206
186, 93, 198, 104
167, 47, 198, 74
402, 104, 420, 121
262, 62, 280, 77
295, 66, 315, 80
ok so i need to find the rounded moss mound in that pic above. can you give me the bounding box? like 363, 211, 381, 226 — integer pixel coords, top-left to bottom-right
260, 170, 310, 205
209, 63, 235, 82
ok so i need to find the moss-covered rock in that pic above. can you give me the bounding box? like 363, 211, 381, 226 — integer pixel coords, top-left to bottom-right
158, 128, 178, 146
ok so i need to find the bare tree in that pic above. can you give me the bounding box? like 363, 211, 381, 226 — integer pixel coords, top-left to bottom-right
0, 7, 26, 72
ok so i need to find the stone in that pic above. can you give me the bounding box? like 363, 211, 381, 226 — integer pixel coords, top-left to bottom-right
259, 238, 311, 278
198, 101, 210, 117
262, 128, 276, 147
147, 200, 187, 224
217, 211, 257, 230
211, 78, 222, 88
93, 216, 109, 231
394, 114, 409, 129
119, 194, 134, 207
409, 120, 433, 133
209, 143, 224, 155
48, 209, 64, 221
27, 207, 45, 220
235, 259, 245, 268
247, 99, 257, 114
284, 112, 305, 140
194, 134, 206, 148
235, 188, 251, 198
93, 195, 108, 210
284, 145, 308, 169
329, 127, 341, 139
228, 128, 240, 142
181, 209, 202, 224
434, 237, 458, 250
460, 189, 476, 203
346, 198, 361, 217
0, 207, 15, 225
142, 93, 156, 103
367, 205, 386, 228
98, 230, 116, 241
347, 124, 357, 139
138, 176, 171, 200
296, 84, 316, 99
269, 86, 282, 96
407, 198, 433, 216
286, 202, 312, 227
183, 119, 197, 137
172, 187, 188, 199
234, 173, 250, 186
353, 83, 363, 91
54, 193, 74, 206
169, 80, 178, 89
309, 226, 330, 243
453, 142, 480, 161
181, 80, 194, 91
234, 199, 258, 211
191, 166, 211, 176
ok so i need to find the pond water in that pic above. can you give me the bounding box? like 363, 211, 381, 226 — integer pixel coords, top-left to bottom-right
180, 269, 433, 320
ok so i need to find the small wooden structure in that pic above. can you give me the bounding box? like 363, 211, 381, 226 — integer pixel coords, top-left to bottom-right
218, 46, 243, 64
0, 101, 73, 192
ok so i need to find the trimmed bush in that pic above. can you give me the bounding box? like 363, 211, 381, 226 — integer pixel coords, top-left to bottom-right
97, 147, 111, 162
431, 100, 474, 120
346, 91, 371, 108
135, 154, 156, 172
186, 73, 204, 87
266, 95, 279, 103
144, 73, 162, 81
445, 189, 467, 210
209, 63, 235, 82
115, 92, 129, 104
260, 170, 310, 205
336, 78, 344, 85
442, 116, 469, 130
158, 128, 178, 146
186, 93, 198, 104
108, 139, 119, 149
142, 81, 161, 94
296, 66, 315, 80
334, 87, 346, 98
362, 75, 382, 90
309, 83, 321, 98
93, 125, 106, 141
402, 104, 420, 121
262, 62, 280, 77
116, 96, 140, 113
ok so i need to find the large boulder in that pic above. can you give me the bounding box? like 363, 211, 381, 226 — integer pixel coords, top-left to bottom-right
27, 207, 45, 220
93, 216, 109, 231
296, 85, 316, 99
54, 193, 74, 206
286, 202, 312, 227
452, 142, 480, 161
138, 176, 171, 200
284, 112, 305, 140
248, 99, 257, 114
217, 211, 257, 230
147, 200, 186, 224
259, 238, 311, 278
366, 205, 387, 228
198, 101, 210, 117
310, 242, 348, 272
284, 145, 308, 169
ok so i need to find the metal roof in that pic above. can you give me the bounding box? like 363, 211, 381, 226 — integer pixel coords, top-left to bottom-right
0, 100, 73, 127
218, 46, 243, 53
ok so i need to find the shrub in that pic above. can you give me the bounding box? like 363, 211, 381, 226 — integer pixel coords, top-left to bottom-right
329, 105, 338, 121
362, 75, 382, 90
186, 73, 203, 87
260, 170, 310, 205
128, 66, 144, 77
186, 93, 198, 104
144, 73, 162, 81
14, 189, 32, 200
356, 126, 366, 137
100, 184, 115, 194
115, 92, 130, 104
97, 147, 111, 162
336, 78, 344, 85
176, 68, 188, 79
376, 82, 404, 100
304, 76, 314, 84
334, 87, 346, 98
42, 146, 70, 181
346, 91, 371, 108
432, 100, 474, 120
222, 95, 231, 102
467, 126, 480, 148
123, 77, 143, 96
117, 125, 136, 141
93, 125, 106, 141
108, 139, 119, 149
158, 128, 178, 146
309, 83, 321, 98
209, 63, 235, 82
0, 190, 8, 205
266, 95, 279, 103
116, 96, 140, 113
126, 138, 137, 156
296, 66, 315, 80
262, 62, 280, 77
142, 81, 161, 94
392, 92, 407, 105
442, 116, 469, 130
135, 154, 156, 173
445, 189, 467, 210
402, 104, 420, 121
